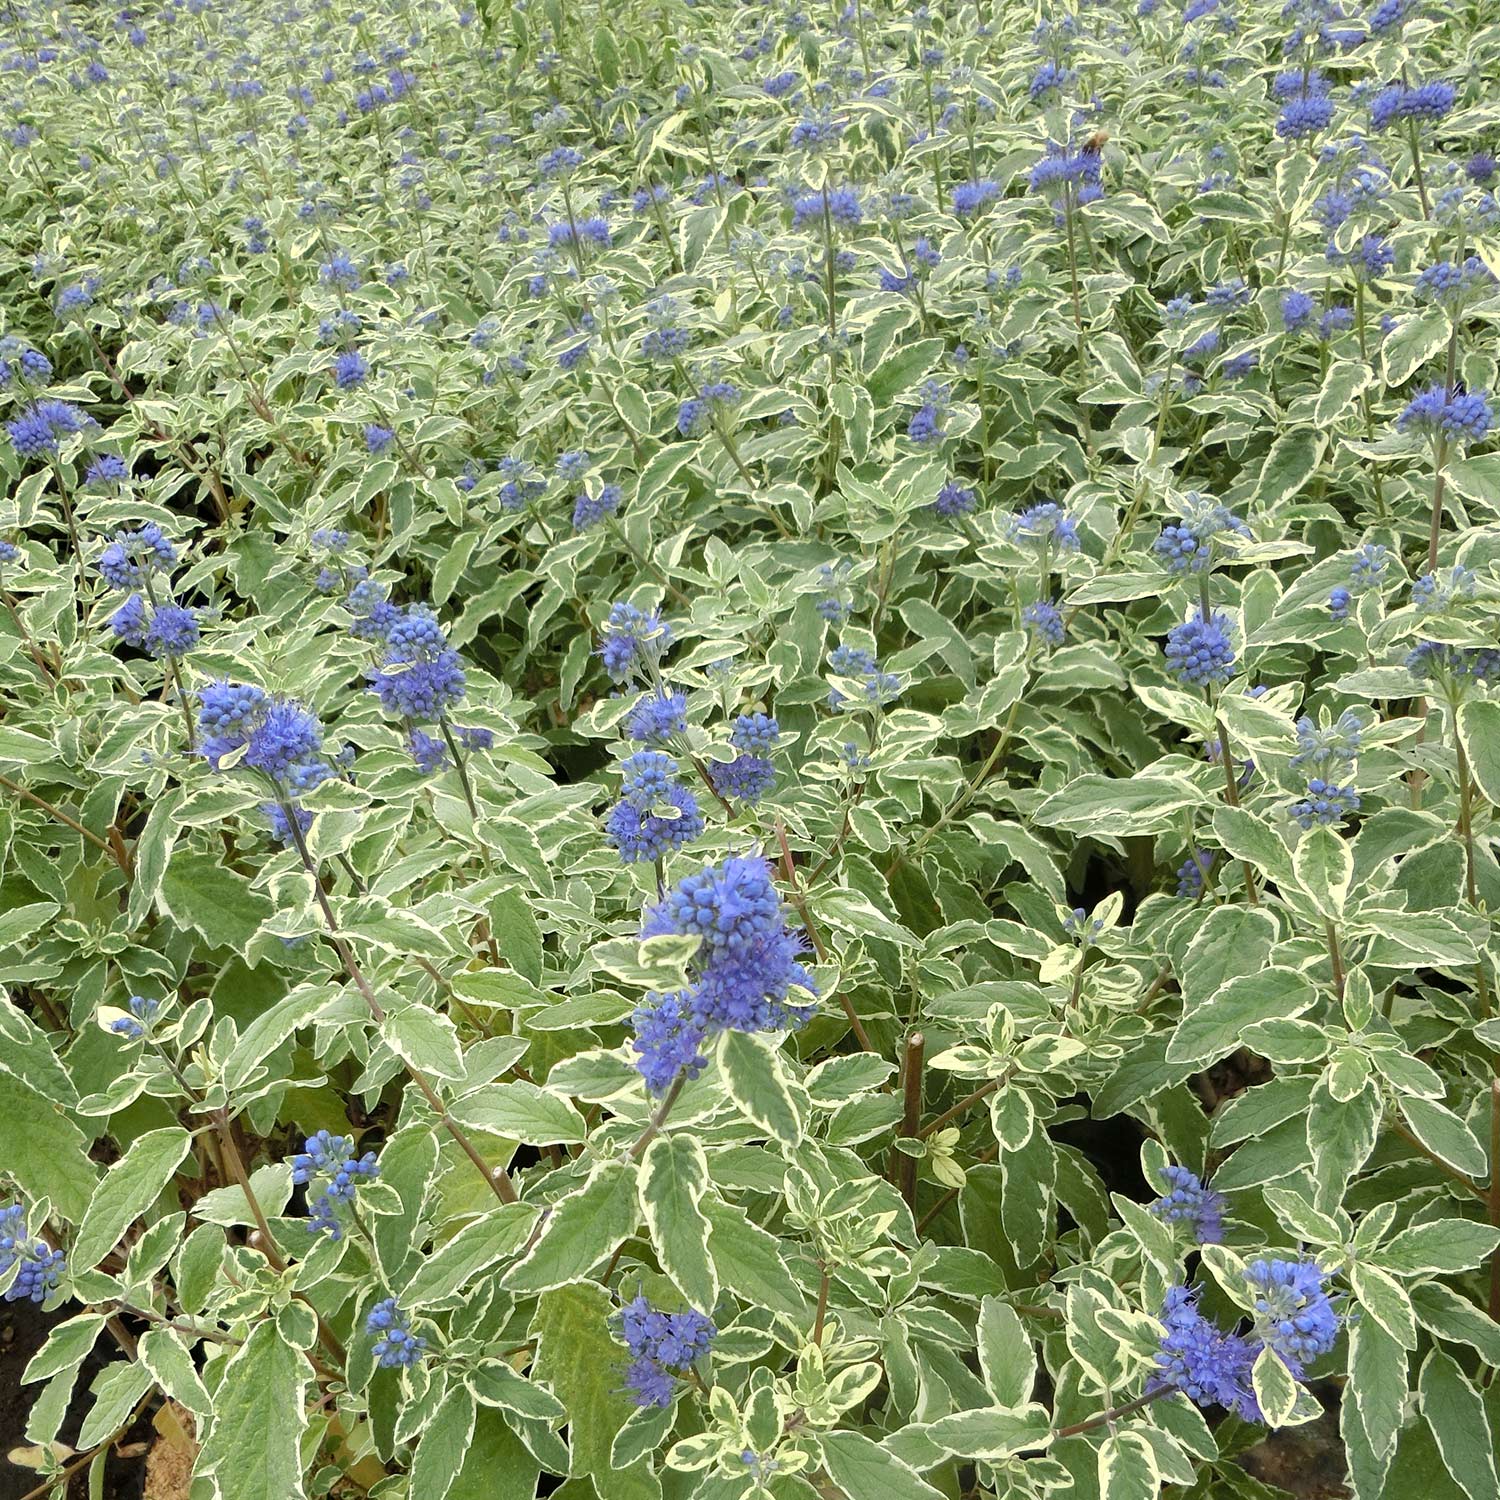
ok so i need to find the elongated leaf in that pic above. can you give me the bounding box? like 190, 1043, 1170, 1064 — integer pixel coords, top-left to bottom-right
821, 1430, 947, 1500
1418, 1350, 1499, 1500
639, 1135, 718, 1311
197, 1322, 309, 1500
449, 1081, 587, 1144
1099, 1429, 1158, 1500
720, 1030, 804, 1146
502, 1160, 639, 1293
384, 1003, 465, 1081
401, 1204, 538, 1307
410, 1386, 476, 1500
1167, 968, 1316, 1069
977, 1298, 1035, 1407
73, 1128, 191, 1270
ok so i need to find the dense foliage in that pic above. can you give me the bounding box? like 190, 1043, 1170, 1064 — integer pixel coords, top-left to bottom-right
2, 0, 1500, 1496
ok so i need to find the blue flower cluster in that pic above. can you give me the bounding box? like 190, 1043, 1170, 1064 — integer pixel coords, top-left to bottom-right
1164, 612, 1237, 688
197, 682, 342, 842
1153, 497, 1249, 574
1156, 1286, 1261, 1421
98, 522, 176, 589
1028, 138, 1104, 203
290, 1130, 379, 1239
1245, 1258, 1341, 1375
4, 397, 91, 460
827, 643, 902, 711
0, 335, 51, 388
1407, 642, 1500, 689
367, 605, 467, 722
616, 1296, 716, 1407
1149, 1165, 1225, 1243
1397, 384, 1494, 447
1411, 564, 1476, 614
96, 523, 200, 661
1276, 72, 1333, 140
606, 750, 705, 862
1175, 849, 1214, 898
573, 482, 621, 531
1023, 599, 1065, 647
625, 690, 689, 745
109, 994, 162, 1038
366, 1299, 425, 1368
1156, 1257, 1340, 1423
630, 856, 815, 1093
599, 600, 673, 683
1369, 79, 1455, 130
707, 753, 776, 804
0, 1203, 65, 1303
1008, 501, 1080, 552
1415, 256, 1496, 310
932, 480, 976, 520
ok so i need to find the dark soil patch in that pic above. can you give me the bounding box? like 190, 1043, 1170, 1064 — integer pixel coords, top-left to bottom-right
1, 1298, 149, 1500
1238, 1385, 1351, 1498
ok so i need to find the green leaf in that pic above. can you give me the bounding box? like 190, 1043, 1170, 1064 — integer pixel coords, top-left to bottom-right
1457, 700, 1500, 807
977, 1297, 1035, 1407
1034, 774, 1203, 835
816, 888, 919, 946
1309, 1076, 1379, 1211
22, 1314, 105, 1385
410, 1386, 476, 1500
0, 726, 57, 763
1253, 430, 1322, 507
450, 1407, 541, 1500
615, 380, 651, 434
138, 1328, 212, 1419
1399, 1096, 1488, 1179
1360, 909, 1478, 968
73, 1128, 192, 1270
1348, 1315, 1407, 1466
77, 1361, 152, 1451
502, 1160, 640, 1293
820, 1430, 947, 1500
0, 997, 77, 1106
864, 337, 944, 407
1211, 806, 1296, 887
1315, 361, 1374, 426
1253, 1345, 1300, 1428
593, 931, 703, 990
1099, 1429, 1159, 1500
1349, 1263, 1417, 1349
449, 1082, 587, 1145
1292, 825, 1352, 918
1418, 1351, 1499, 1500
1178, 906, 1278, 1009
533, 1283, 656, 1498
401, 1205, 539, 1307
639, 1136, 718, 1312
1167, 968, 1316, 1070
467, 1359, 566, 1422
1381, 1221, 1500, 1276
1410, 1282, 1500, 1364
1445, 454, 1500, 511
197, 1322, 309, 1500
720, 1030, 804, 1145
223, 986, 337, 1092
0, 900, 60, 950
1382, 308, 1449, 387
921, 1405, 1052, 1461
384, 1003, 466, 1081
702, 1197, 806, 1317
158, 852, 274, 956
